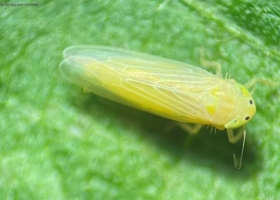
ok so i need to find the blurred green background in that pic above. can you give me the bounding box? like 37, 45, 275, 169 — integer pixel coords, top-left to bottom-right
1, 0, 280, 199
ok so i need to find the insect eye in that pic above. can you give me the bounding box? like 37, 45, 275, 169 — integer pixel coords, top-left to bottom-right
249, 100, 253, 105
245, 116, 250, 121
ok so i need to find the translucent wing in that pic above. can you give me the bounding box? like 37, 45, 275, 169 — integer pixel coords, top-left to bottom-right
60, 46, 224, 124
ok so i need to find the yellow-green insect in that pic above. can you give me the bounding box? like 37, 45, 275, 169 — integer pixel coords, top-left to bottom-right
59, 45, 256, 144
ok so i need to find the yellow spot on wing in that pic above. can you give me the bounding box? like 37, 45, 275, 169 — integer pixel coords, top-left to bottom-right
206, 105, 216, 115
204, 87, 221, 116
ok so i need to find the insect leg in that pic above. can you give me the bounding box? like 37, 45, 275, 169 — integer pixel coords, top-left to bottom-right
244, 78, 279, 93
177, 123, 203, 134
226, 127, 245, 143
199, 48, 222, 77
233, 130, 246, 169
227, 127, 246, 169
165, 122, 202, 134
156, 0, 170, 11
233, 129, 246, 169
244, 78, 257, 89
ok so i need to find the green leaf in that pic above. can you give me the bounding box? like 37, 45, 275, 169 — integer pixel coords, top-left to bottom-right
1, 0, 280, 199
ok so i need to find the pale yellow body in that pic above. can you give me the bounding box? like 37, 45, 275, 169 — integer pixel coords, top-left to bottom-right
59, 46, 256, 135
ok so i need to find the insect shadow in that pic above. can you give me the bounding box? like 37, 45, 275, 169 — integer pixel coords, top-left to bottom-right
74, 92, 262, 179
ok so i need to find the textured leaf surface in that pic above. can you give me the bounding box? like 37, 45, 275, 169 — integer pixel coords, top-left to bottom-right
1, 0, 280, 199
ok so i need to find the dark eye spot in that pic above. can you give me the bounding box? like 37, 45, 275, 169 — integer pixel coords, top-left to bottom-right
249, 100, 253, 105
245, 116, 250, 121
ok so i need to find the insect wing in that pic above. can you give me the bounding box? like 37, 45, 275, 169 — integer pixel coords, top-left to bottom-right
60, 46, 222, 123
